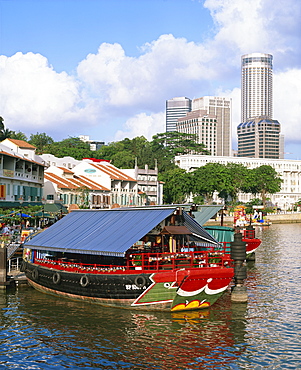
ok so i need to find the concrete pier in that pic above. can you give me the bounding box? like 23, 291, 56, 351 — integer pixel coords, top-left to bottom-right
0, 244, 9, 290
205, 212, 301, 226
231, 285, 248, 302
230, 232, 248, 303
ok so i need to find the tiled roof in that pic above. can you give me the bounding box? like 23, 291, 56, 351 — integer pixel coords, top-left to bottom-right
0, 149, 45, 166
90, 163, 136, 182
57, 167, 74, 174
0, 150, 22, 159
45, 172, 110, 191
6, 139, 36, 149
44, 173, 78, 190
74, 175, 110, 191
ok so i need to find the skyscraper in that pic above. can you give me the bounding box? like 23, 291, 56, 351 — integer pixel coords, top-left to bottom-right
238, 53, 281, 159
192, 96, 232, 156
241, 53, 273, 122
177, 109, 217, 156
166, 97, 191, 132
237, 117, 281, 158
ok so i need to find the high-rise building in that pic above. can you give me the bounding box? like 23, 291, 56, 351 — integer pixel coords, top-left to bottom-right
166, 97, 191, 132
237, 117, 281, 159
241, 53, 273, 122
177, 109, 217, 156
79, 135, 105, 151
192, 96, 232, 156
238, 53, 281, 159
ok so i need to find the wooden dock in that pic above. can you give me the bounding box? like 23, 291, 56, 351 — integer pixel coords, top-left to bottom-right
7, 270, 28, 287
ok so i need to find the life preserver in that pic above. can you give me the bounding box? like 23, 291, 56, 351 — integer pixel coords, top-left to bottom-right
32, 268, 39, 281
134, 275, 146, 288
80, 274, 89, 287
52, 272, 61, 285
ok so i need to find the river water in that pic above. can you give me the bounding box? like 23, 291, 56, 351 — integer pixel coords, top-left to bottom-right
0, 223, 300, 369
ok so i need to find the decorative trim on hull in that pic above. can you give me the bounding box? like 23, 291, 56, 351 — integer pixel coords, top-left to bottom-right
24, 262, 234, 312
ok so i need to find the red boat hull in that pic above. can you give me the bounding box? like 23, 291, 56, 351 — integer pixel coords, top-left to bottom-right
23, 261, 234, 312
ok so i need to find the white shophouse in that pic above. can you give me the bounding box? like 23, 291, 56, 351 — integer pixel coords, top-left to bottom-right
44, 165, 110, 209
0, 139, 45, 207
71, 159, 141, 207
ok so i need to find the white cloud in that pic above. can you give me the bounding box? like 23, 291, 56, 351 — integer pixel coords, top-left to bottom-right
274, 69, 301, 142
114, 112, 165, 141
0, 0, 300, 156
77, 35, 216, 110
0, 53, 79, 128
204, 0, 301, 66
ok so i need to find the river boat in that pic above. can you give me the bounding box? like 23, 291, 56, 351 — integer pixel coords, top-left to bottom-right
204, 225, 261, 260
21, 206, 234, 312
251, 221, 271, 227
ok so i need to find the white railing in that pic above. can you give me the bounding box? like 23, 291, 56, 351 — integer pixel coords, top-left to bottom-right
8, 257, 23, 273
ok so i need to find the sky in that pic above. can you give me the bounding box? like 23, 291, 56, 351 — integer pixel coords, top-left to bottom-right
0, 0, 300, 159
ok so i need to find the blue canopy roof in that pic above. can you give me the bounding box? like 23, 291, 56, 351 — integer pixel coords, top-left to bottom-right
24, 207, 218, 257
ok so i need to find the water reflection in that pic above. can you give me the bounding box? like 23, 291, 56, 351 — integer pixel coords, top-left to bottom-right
0, 286, 249, 369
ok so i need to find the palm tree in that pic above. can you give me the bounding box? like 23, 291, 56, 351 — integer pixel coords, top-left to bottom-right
0, 128, 13, 141
0, 116, 4, 131
0, 117, 13, 141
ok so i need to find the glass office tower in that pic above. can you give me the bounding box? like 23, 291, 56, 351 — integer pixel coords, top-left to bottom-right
166, 97, 191, 132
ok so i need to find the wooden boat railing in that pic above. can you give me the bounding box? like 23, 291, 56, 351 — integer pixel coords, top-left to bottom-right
243, 229, 256, 239
33, 249, 233, 274
218, 242, 231, 254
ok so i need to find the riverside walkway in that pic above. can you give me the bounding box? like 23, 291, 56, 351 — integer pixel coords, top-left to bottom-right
205, 211, 301, 226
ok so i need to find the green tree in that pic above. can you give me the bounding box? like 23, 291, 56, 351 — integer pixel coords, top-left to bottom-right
0, 116, 4, 131
109, 151, 135, 168
0, 117, 26, 141
95, 135, 176, 173
76, 186, 90, 208
160, 167, 193, 204
0, 117, 14, 141
0, 128, 13, 141
218, 163, 251, 204
45, 137, 93, 160
243, 165, 282, 207
10, 131, 28, 141
95, 137, 149, 168
29, 133, 54, 154
152, 132, 210, 157
93, 132, 207, 174
191, 163, 230, 204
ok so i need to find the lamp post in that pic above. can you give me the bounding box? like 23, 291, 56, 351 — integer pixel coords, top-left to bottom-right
19, 196, 24, 231
41, 197, 46, 228
59, 199, 63, 220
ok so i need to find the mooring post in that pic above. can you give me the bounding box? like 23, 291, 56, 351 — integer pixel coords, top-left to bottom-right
0, 242, 8, 290
245, 224, 256, 261
230, 231, 248, 302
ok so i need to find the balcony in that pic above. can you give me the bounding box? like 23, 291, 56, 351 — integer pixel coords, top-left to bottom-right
0, 168, 44, 184
137, 180, 157, 186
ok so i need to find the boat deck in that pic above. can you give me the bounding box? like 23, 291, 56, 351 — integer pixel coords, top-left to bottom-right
32, 249, 233, 275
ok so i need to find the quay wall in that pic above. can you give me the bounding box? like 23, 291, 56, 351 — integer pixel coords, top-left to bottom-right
266, 212, 301, 224
204, 212, 301, 226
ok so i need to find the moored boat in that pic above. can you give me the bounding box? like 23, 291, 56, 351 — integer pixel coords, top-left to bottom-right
204, 225, 261, 260
21, 206, 234, 312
